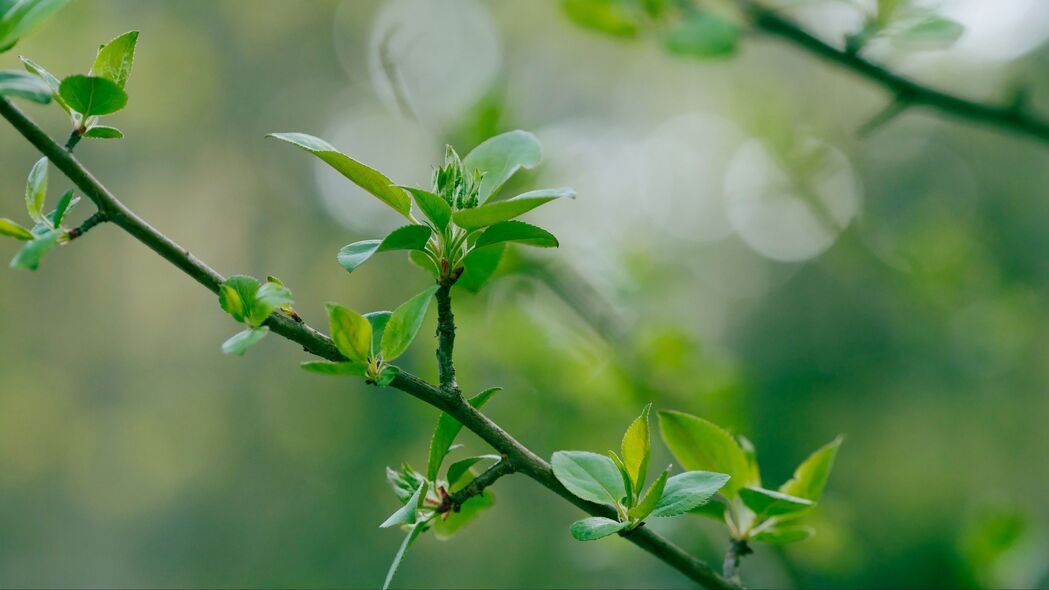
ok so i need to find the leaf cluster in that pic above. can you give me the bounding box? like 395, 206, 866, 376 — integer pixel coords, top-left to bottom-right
1, 157, 79, 270
217, 275, 294, 356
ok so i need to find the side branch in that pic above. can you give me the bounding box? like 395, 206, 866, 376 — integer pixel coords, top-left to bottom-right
737, 0, 1049, 144
0, 96, 738, 590
438, 459, 515, 514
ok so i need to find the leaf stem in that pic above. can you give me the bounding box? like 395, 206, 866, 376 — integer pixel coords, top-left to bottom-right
437, 459, 515, 514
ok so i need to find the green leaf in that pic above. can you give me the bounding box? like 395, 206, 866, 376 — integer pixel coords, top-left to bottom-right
221, 326, 269, 356
664, 11, 739, 59
658, 410, 751, 498
9, 228, 60, 270
382, 520, 425, 590
562, 0, 641, 39
446, 455, 501, 489
300, 360, 368, 376
267, 132, 412, 218
397, 186, 451, 231
628, 467, 669, 520
463, 130, 543, 204
778, 435, 842, 502
457, 244, 505, 292
219, 275, 259, 324
0, 69, 51, 102
570, 517, 629, 541
426, 387, 500, 480
475, 220, 558, 249
336, 225, 432, 274
651, 471, 731, 517
380, 284, 437, 361
736, 433, 762, 487
0, 218, 33, 240
248, 281, 293, 328
753, 525, 815, 545
326, 303, 372, 363
83, 125, 123, 139
90, 30, 138, 89
409, 250, 439, 279
432, 474, 494, 540
607, 450, 632, 507
452, 187, 575, 230
386, 464, 425, 503
375, 365, 399, 387
551, 450, 626, 506
0, 0, 70, 51
689, 498, 727, 521
621, 403, 651, 496
58, 75, 127, 117
18, 57, 67, 111
381, 479, 428, 529
739, 486, 814, 518
891, 17, 964, 49
365, 311, 393, 356
24, 156, 47, 225
49, 189, 74, 226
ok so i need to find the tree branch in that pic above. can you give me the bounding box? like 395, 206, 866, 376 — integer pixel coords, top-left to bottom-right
0, 96, 739, 590
435, 279, 460, 393
438, 459, 515, 514
736, 0, 1049, 145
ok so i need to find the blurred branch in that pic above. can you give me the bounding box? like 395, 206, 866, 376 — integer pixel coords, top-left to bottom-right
0, 97, 739, 590
736, 0, 1049, 145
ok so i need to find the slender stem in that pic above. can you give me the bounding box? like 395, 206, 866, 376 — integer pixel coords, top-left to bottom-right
736, 0, 1049, 145
438, 459, 515, 514
722, 539, 751, 585
67, 210, 107, 240
435, 279, 459, 394
0, 97, 740, 590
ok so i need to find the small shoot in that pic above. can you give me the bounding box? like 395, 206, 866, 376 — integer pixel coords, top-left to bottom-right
217, 275, 294, 356
551, 404, 730, 541
4, 157, 81, 270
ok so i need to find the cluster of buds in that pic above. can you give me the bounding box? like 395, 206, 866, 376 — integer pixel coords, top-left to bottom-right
432, 146, 483, 211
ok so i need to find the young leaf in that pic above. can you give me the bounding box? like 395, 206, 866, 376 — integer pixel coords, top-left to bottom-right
752, 525, 815, 545
463, 130, 543, 204
551, 451, 626, 506
397, 186, 451, 231
9, 228, 61, 270
90, 30, 138, 89
621, 403, 651, 496
375, 365, 399, 387
380, 284, 438, 361
58, 75, 127, 117
664, 10, 739, 59
326, 303, 372, 363
267, 133, 412, 218
607, 450, 633, 507
739, 486, 814, 518
628, 467, 669, 520
49, 189, 75, 226
562, 0, 642, 38
300, 360, 368, 376
451, 187, 575, 230
658, 410, 751, 498
0, 0, 71, 51
570, 517, 629, 541
409, 250, 439, 279
336, 225, 432, 274
380, 480, 428, 529
219, 275, 260, 323
891, 17, 964, 49
778, 435, 843, 502
689, 498, 727, 521
0, 218, 33, 240
382, 520, 425, 590
456, 244, 505, 292
25, 156, 47, 224
475, 220, 559, 249
365, 311, 393, 356
650, 471, 731, 517
221, 326, 269, 356
446, 455, 501, 489
0, 69, 51, 103
426, 387, 500, 480
249, 281, 293, 327
18, 57, 66, 111
736, 433, 762, 487
83, 125, 123, 139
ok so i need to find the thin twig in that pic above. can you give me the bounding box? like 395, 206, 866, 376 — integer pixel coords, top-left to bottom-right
736, 0, 1049, 145
437, 459, 515, 514
0, 97, 739, 590
67, 210, 107, 240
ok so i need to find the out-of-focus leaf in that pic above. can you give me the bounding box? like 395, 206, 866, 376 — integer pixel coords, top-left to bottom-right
427, 387, 500, 480
221, 326, 269, 356
739, 486, 814, 518
0, 69, 51, 102
90, 30, 138, 89
58, 75, 127, 116
382, 520, 425, 590
779, 435, 842, 502
651, 471, 730, 517
658, 410, 751, 498
24, 156, 47, 224
463, 130, 543, 204
475, 220, 559, 249
268, 132, 411, 218
551, 450, 626, 506
326, 302, 372, 363
664, 11, 739, 59
380, 284, 437, 361
452, 187, 575, 230
570, 517, 629, 541
753, 525, 815, 544
457, 244, 505, 292
689, 498, 728, 520
0, 218, 33, 240
0, 0, 71, 52
891, 17, 964, 49
300, 360, 368, 376
562, 0, 641, 39
9, 226, 59, 270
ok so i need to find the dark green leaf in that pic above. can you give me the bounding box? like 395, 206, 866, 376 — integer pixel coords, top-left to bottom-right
452, 187, 575, 230
475, 220, 558, 249
397, 185, 451, 230
778, 435, 842, 502
58, 75, 127, 117
375, 365, 399, 387
83, 125, 123, 139
221, 326, 269, 356
300, 360, 368, 376
49, 189, 75, 226
739, 486, 814, 518
426, 387, 500, 480
753, 525, 815, 545
456, 244, 505, 292
570, 517, 629, 541
628, 467, 669, 520
664, 11, 739, 59
463, 130, 543, 204
0, 218, 33, 240
326, 302, 372, 363
9, 227, 59, 270
562, 0, 641, 39
380, 284, 438, 361
0, 69, 51, 102
651, 471, 731, 517
90, 30, 138, 89
24, 156, 47, 225
268, 132, 412, 218
658, 410, 751, 498
551, 450, 626, 506
0, 0, 70, 51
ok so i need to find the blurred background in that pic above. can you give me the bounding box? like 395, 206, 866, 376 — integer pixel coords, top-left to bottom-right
2, 0, 1048, 587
